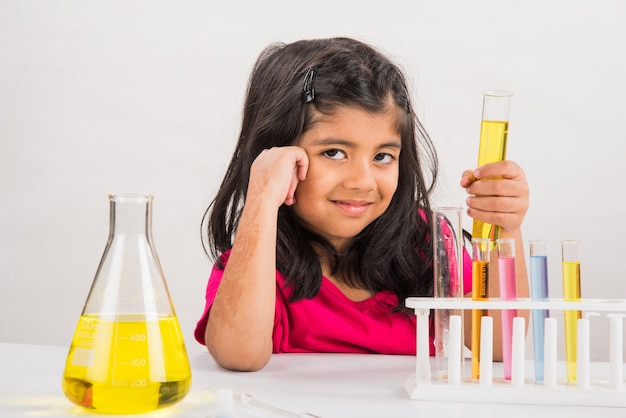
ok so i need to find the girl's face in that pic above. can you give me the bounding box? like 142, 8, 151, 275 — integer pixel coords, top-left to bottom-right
293, 105, 401, 251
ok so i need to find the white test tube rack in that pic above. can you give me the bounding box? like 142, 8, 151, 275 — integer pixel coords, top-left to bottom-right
405, 297, 626, 407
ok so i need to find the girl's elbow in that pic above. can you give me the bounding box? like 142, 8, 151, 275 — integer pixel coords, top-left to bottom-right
204, 316, 273, 371
206, 332, 272, 372
207, 342, 271, 372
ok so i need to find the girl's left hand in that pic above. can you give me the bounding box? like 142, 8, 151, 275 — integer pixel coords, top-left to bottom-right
460, 160, 529, 233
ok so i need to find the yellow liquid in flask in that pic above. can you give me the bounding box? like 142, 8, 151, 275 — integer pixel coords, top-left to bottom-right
62, 314, 192, 414
472, 120, 509, 241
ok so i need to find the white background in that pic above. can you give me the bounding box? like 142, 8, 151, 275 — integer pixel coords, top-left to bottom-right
1, 1, 625, 361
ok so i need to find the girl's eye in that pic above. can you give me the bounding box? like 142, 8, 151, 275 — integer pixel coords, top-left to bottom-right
374, 153, 395, 164
323, 149, 346, 160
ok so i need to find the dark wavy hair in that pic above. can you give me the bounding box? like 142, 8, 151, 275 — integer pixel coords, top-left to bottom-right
202, 37, 439, 308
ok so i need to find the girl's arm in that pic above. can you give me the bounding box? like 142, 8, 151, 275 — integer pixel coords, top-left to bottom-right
461, 160, 530, 361
205, 146, 308, 371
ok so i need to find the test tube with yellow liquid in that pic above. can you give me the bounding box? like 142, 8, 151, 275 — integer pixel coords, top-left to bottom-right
472, 91, 513, 242
471, 238, 490, 380
562, 240, 582, 383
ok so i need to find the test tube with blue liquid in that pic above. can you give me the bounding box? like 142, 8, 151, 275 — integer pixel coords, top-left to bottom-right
529, 240, 550, 382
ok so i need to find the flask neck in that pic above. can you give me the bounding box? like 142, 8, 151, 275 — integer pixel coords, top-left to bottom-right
108, 194, 153, 236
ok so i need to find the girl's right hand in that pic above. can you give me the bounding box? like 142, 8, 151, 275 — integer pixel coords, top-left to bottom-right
206, 146, 308, 371
247, 146, 309, 207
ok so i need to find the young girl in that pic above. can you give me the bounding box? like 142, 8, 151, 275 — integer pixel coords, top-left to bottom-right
194, 37, 529, 371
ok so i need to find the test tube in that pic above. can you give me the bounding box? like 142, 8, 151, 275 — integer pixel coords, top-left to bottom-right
562, 240, 581, 383
496, 238, 518, 380
216, 388, 234, 418
205, 387, 320, 418
471, 90, 512, 242
529, 240, 550, 382
471, 238, 490, 380
432, 207, 464, 381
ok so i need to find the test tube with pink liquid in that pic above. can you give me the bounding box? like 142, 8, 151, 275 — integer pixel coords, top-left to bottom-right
496, 238, 518, 380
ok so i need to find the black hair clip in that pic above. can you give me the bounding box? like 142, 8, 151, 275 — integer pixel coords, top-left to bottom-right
302, 66, 317, 103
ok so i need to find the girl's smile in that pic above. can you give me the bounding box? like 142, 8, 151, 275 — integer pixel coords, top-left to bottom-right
330, 199, 373, 216
293, 105, 401, 251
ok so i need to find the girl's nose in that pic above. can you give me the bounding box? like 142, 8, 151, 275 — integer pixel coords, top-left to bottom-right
343, 160, 376, 191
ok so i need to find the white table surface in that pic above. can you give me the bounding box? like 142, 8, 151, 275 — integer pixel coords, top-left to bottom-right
1, 342, 624, 418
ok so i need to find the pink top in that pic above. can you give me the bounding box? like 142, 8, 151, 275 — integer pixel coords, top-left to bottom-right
194, 250, 472, 356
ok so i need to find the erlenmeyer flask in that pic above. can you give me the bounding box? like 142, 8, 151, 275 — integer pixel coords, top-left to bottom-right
62, 193, 191, 414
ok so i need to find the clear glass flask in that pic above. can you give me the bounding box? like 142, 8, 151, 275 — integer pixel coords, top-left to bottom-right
472, 90, 513, 243
432, 207, 464, 381
62, 193, 192, 414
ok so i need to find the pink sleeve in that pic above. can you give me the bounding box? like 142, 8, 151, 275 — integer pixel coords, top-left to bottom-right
193, 251, 285, 349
